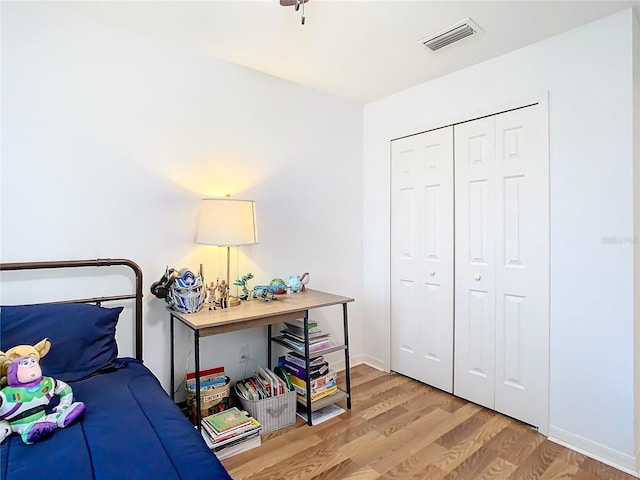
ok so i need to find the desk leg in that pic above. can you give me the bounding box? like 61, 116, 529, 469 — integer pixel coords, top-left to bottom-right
268, 324, 272, 369
170, 313, 175, 401
303, 311, 313, 426
343, 303, 352, 410
194, 328, 202, 431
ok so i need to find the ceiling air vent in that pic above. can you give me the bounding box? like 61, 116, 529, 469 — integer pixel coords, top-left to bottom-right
418, 18, 483, 51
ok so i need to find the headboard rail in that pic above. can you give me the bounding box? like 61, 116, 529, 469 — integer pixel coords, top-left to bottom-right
0, 258, 143, 361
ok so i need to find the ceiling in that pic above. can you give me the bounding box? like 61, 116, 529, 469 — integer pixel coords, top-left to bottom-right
61, 0, 639, 104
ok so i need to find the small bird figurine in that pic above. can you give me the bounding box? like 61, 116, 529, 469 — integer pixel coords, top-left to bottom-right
299, 272, 310, 292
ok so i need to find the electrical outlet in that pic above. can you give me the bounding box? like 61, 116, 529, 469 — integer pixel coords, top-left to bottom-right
238, 344, 249, 364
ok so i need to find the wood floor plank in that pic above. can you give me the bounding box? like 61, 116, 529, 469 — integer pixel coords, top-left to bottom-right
371, 432, 449, 477
341, 407, 454, 469
352, 371, 413, 396
577, 456, 637, 480
240, 442, 350, 480
474, 456, 519, 480
569, 472, 607, 480
309, 459, 359, 480
500, 427, 546, 465
507, 440, 568, 480
442, 444, 500, 480
485, 426, 529, 456
221, 365, 636, 480
538, 458, 580, 479
349, 365, 388, 387
372, 403, 442, 440
429, 413, 509, 476
222, 429, 324, 477
436, 409, 500, 449
359, 383, 431, 421
341, 466, 383, 480
439, 415, 514, 480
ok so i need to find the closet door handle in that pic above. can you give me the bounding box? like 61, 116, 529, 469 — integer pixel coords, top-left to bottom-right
475, 274, 482, 281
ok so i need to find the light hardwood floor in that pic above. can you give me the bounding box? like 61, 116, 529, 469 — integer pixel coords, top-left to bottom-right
221, 364, 636, 480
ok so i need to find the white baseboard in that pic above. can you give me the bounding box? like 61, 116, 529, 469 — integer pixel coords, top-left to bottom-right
331, 353, 382, 373
356, 354, 387, 372
548, 425, 639, 478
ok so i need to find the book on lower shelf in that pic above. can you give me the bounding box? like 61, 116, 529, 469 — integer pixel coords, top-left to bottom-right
288, 370, 339, 403
283, 352, 328, 369
296, 385, 338, 403
296, 403, 345, 425
200, 408, 262, 459
289, 370, 336, 392
277, 355, 330, 380
273, 334, 340, 353
283, 318, 319, 335
203, 407, 252, 434
211, 432, 261, 460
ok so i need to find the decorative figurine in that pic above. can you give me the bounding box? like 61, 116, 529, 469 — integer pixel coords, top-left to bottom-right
217, 280, 229, 309
167, 268, 206, 314
269, 278, 287, 294
299, 272, 310, 291
207, 281, 217, 310
234, 273, 254, 301
151, 266, 206, 314
287, 272, 310, 293
252, 284, 280, 302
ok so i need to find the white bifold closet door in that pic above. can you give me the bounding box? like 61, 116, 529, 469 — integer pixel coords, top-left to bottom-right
454, 104, 549, 431
390, 126, 454, 393
390, 102, 549, 432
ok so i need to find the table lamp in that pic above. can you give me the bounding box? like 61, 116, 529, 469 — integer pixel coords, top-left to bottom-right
196, 197, 258, 307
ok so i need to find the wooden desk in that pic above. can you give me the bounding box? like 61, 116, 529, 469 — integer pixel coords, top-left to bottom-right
169, 289, 354, 428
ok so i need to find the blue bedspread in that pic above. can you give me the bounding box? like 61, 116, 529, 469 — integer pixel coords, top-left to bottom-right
0, 358, 232, 480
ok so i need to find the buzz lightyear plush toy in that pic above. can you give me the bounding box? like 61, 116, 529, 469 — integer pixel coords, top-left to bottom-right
0, 338, 85, 445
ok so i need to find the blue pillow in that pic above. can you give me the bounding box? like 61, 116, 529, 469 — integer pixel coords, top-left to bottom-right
0, 303, 123, 382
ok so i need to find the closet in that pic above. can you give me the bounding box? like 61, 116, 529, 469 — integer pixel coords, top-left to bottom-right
390, 102, 549, 431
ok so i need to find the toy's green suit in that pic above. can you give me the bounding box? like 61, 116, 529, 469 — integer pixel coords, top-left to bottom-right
0, 352, 85, 445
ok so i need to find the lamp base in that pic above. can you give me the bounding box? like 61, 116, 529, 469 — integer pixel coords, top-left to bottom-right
228, 297, 241, 307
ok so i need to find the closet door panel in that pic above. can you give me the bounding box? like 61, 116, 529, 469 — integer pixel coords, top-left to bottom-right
494, 105, 549, 431
453, 117, 496, 409
391, 127, 454, 392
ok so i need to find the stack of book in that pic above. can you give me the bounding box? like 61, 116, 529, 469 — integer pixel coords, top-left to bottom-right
236, 365, 289, 401
200, 407, 261, 460
186, 366, 228, 394
274, 319, 338, 354
185, 366, 231, 424
277, 351, 337, 403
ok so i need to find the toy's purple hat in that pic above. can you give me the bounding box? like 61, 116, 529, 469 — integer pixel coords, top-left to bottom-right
6, 355, 42, 388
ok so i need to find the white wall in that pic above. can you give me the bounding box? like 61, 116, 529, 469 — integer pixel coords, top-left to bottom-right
0, 2, 363, 397
363, 8, 637, 473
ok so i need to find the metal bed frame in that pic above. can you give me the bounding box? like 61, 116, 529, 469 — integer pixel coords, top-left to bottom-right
0, 258, 143, 361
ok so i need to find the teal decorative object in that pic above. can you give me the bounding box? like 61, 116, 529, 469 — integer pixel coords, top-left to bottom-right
270, 278, 286, 294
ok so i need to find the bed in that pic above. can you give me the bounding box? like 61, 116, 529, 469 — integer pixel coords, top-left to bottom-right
0, 259, 233, 480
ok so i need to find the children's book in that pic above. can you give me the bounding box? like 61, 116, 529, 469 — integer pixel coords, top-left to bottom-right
202, 416, 261, 445
203, 407, 252, 434
278, 357, 329, 380
289, 371, 337, 393
284, 352, 327, 369
275, 335, 335, 353
284, 319, 319, 332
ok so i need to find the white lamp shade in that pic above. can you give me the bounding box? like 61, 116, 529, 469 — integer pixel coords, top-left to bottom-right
196, 198, 258, 246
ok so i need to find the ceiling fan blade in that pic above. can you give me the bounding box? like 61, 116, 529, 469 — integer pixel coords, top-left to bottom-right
280, 0, 309, 6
